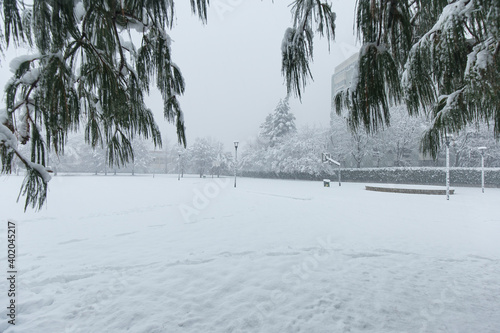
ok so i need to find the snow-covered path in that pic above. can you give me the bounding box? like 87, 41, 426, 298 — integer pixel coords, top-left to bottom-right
0, 175, 499, 332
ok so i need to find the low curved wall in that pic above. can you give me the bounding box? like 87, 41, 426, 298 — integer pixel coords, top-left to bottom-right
365, 185, 455, 195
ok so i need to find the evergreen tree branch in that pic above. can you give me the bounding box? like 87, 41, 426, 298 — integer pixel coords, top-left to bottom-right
282, 0, 336, 99
2, 0, 25, 46
190, 0, 210, 23
335, 0, 498, 159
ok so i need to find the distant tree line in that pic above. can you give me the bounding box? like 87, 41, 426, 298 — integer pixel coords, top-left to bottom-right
11, 135, 233, 178
11, 99, 499, 180
175, 138, 232, 178
240, 100, 500, 177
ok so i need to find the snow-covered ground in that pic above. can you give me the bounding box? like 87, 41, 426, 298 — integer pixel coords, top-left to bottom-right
0, 174, 499, 333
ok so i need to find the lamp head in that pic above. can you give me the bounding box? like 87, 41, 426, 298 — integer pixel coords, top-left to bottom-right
444, 134, 454, 145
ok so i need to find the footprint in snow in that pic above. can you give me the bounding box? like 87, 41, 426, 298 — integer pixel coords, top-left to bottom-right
344, 252, 385, 259
114, 232, 137, 237
59, 238, 87, 245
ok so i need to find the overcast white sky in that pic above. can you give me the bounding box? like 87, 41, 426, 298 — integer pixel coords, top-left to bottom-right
0, 0, 359, 151
163, 0, 359, 149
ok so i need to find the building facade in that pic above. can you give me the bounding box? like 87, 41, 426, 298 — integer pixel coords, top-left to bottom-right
331, 52, 359, 99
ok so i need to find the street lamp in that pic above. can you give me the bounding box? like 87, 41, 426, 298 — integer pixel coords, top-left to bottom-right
105, 147, 108, 176
478, 147, 487, 193
178, 153, 181, 181
234, 141, 239, 188
152, 157, 156, 178
444, 134, 453, 200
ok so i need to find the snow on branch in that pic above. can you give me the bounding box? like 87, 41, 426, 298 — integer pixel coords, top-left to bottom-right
421, 0, 475, 42
465, 37, 496, 77
9, 53, 41, 73
0, 122, 18, 151
402, 0, 476, 85
426, 88, 468, 141
435, 88, 466, 122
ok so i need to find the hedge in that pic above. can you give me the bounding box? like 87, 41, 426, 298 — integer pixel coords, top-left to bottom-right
240, 167, 500, 187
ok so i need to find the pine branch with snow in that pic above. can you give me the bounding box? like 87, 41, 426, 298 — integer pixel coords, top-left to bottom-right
334, 0, 499, 159
0, 0, 208, 209
281, 0, 336, 99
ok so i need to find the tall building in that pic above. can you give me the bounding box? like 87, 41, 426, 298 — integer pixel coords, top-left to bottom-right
331, 51, 359, 100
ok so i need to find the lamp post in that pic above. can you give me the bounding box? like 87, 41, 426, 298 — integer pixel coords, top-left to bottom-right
338, 163, 341, 187
177, 153, 181, 181
234, 141, 239, 188
152, 157, 156, 178
478, 147, 487, 193
105, 147, 108, 176
445, 134, 453, 200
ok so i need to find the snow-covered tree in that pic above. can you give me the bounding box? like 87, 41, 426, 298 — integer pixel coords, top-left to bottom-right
332, 0, 499, 159
380, 106, 425, 166
240, 136, 272, 172
44, 134, 105, 173
0, 1, 209, 209
131, 139, 154, 175
271, 126, 329, 175
329, 115, 372, 168
242, 126, 331, 175
448, 122, 500, 167
260, 97, 296, 146
210, 142, 231, 178
327, 116, 351, 167
349, 131, 369, 169
329, 107, 429, 167
186, 137, 219, 178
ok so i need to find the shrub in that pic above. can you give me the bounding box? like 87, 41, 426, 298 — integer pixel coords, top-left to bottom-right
240, 167, 500, 187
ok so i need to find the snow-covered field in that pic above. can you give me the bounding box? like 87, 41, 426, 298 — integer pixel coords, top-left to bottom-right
0, 174, 499, 333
